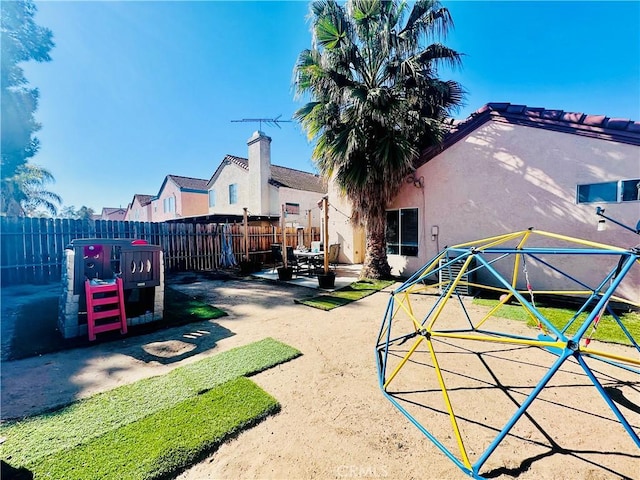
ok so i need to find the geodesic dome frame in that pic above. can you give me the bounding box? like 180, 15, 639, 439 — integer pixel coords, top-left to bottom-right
376, 229, 639, 479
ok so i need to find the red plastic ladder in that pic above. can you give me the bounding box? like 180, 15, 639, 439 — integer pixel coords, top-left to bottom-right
85, 277, 128, 341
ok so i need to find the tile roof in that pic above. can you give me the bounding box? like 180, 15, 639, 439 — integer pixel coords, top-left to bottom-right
167, 174, 209, 191
207, 155, 326, 194
416, 102, 640, 168
102, 207, 126, 215
270, 165, 326, 193
133, 194, 153, 206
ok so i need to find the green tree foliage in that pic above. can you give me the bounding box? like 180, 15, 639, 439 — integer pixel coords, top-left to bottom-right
294, 0, 464, 278
1, 0, 55, 214
59, 205, 95, 220
2, 163, 61, 216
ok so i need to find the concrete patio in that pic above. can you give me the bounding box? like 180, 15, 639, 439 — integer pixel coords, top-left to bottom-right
250, 263, 362, 290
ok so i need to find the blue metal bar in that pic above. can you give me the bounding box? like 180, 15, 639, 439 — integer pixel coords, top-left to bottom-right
575, 353, 640, 448
605, 306, 640, 352
474, 247, 628, 255
527, 253, 601, 292
474, 253, 566, 341
474, 349, 571, 472
558, 269, 616, 334
379, 297, 396, 382
573, 254, 638, 341
582, 353, 640, 375
381, 390, 479, 478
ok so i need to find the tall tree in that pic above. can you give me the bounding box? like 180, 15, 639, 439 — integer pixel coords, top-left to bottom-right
1, 163, 61, 216
294, 0, 464, 278
1, 0, 54, 210
59, 205, 95, 220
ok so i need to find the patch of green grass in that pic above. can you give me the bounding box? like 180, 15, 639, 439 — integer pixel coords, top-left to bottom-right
0, 338, 301, 467
163, 286, 227, 324
31, 377, 278, 480
473, 298, 640, 345
295, 279, 395, 311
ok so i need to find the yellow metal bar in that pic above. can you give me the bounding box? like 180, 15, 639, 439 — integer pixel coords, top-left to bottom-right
395, 295, 424, 332
426, 336, 472, 469
475, 296, 513, 330
383, 335, 424, 390
532, 230, 628, 252
579, 347, 640, 366
450, 231, 528, 250
427, 256, 475, 330
431, 331, 564, 350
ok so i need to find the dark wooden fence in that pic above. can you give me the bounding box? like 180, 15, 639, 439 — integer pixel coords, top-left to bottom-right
0, 217, 319, 286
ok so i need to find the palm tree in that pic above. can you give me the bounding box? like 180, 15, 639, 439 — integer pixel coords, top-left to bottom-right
1, 163, 61, 216
294, 0, 464, 279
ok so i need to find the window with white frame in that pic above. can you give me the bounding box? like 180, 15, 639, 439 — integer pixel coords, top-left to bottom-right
386, 208, 419, 256
229, 184, 238, 204
577, 179, 640, 203
208, 189, 216, 207
163, 196, 175, 213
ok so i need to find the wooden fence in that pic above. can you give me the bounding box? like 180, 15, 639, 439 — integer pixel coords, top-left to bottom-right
0, 217, 319, 286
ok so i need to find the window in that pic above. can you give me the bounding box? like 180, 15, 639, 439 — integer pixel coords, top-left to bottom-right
229, 184, 238, 204
163, 197, 175, 213
208, 189, 216, 207
285, 202, 300, 215
578, 179, 640, 203
621, 179, 640, 202
386, 208, 419, 256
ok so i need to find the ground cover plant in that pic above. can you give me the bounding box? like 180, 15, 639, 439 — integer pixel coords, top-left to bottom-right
295, 279, 395, 311
0, 337, 301, 472
7, 285, 227, 360
31, 377, 277, 480
473, 298, 640, 345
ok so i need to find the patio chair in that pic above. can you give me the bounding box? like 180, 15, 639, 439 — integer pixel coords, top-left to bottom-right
286, 246, 307, 275
327, 243, 340, 270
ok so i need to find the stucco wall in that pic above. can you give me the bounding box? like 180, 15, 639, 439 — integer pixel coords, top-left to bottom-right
152, 180, 207, 221
326, 180, 365, 264
125, 199, 152, 222
180, 191, 208, 217
276, 187, 325, 228
208, 163, 249, 215
387, 121, 640, 302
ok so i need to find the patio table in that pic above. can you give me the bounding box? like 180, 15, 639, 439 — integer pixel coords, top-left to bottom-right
294, 250, 325, 275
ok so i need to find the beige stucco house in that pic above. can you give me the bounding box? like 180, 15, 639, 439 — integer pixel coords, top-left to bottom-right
329, 103, 639, 302
124, 194, 154, 222
150, 175, 209, 222
206, 131, 327, 229
98, 207, 127, 221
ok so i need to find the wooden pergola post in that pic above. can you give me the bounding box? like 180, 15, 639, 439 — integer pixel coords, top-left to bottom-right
307, 209, 312, 248
281, 204, 287, 268
323, 196, 329, 274
243, 207, 249, 261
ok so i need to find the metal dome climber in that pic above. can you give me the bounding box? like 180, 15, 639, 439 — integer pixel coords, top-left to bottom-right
375, 229, 639, 479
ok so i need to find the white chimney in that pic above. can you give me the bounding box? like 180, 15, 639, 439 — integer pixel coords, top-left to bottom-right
247, 130, 271, 215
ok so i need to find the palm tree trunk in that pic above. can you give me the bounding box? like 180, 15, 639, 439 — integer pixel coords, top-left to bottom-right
361, 215, 392, 279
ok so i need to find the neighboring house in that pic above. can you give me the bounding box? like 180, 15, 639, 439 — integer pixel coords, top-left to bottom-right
99, 207, 127, 221
124, 194, 154, 222
150, 175, 209, 222
206, 131, 327, 229
330, 102, 640, 302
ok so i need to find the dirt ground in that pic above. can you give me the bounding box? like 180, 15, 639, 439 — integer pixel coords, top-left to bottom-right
1, 275, 639, 480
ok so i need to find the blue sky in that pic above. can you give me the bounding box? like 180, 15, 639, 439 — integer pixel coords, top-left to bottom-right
24, 1, 640, 213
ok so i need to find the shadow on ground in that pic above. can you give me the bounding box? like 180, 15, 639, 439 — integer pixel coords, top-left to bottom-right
1, 271, 234, 362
